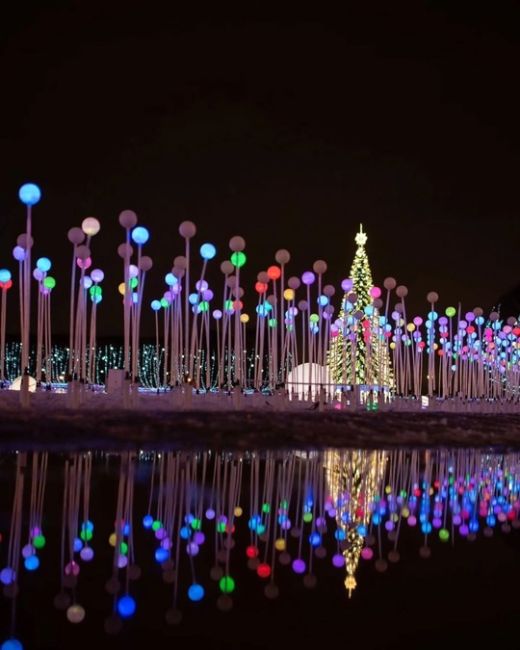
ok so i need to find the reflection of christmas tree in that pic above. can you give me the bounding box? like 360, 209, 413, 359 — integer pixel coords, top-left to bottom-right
325, 449, 387, 597
328, 225, 393, 388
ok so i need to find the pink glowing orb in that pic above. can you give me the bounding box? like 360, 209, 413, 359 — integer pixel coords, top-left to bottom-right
361, 547, 374, 560
77, 257, 92, 270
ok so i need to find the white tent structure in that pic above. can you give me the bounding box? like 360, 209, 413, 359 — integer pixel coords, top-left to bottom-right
286, 362, 332, 400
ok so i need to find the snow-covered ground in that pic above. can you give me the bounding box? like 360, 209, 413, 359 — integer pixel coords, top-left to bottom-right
0, 387, 519, 451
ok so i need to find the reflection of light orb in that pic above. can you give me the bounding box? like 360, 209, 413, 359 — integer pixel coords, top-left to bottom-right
292, 558, 306, 574
0, 568, 15, 585
188, 584, 205, 601
24, 555, 39, 571
80, 547, 94, 562
19, 183, 41, 206
218, 576, 235, 593
22, 544, 34, 558
155, 548, 169, 564
257, 563, 271, 579
66, 604, 85, 623
117, 595, 136, 618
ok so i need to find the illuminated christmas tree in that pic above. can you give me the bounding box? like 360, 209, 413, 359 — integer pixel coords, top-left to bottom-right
328, 225, 393, 389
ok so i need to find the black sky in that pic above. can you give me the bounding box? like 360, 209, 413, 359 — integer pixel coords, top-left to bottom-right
1, 2, 519, 337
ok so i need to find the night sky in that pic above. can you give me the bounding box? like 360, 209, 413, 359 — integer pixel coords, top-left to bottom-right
1, 2, 519, 338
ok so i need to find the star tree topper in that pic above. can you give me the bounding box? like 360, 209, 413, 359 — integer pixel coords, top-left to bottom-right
355, 223, 367, 247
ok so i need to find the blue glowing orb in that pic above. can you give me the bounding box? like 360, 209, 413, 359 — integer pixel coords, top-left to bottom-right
1, 638, 24, 650
200, 243, 216, 260
188, 583, 205, 602
117, 594, 136, 618
36, 257, 51, 272
0, 269, 11, 283
24, 555, 39, 571
155, 548, 169, 563
0, 568, 15, 585
18, 183, 41, 206
142, 514, 153, 529
131, 226, 149, 245
151, 300, 161, 311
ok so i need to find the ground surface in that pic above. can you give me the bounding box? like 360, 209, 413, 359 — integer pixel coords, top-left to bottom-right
0, 390, 519, 450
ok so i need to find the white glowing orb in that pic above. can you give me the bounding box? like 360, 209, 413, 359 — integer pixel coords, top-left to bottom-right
286, 363, 332, 400
9, 376, 37, 392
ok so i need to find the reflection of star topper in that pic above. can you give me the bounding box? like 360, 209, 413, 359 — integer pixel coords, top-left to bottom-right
355, 224, 367, 247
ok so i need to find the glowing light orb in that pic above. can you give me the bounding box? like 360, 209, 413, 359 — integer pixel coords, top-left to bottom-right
24, 555, 39, 571
80, 547, 94, 562
292, 559, 306, 574
257, 563, 271, 579
200, 243, 216, 260
66, 604, 85, 624
151, 300, 161, 311
1, 639, 24, 650
332, 554, 345, 568
13, 247, 26, 262
267, 265, 281, 280
32, 534, 46, 549
81, 217, 100, 237
0, 568, 15, 585
9, 376, 37, 392
131, 226, 150, 245
90, 269, 104, 283
188, 584, 205, 602
19, 183, 41, 206
301, 271, 315, 286
246, 545, 259, 558
155, 548, 169, 563
219, 576, 235, 593
230, 251, 246, 268
117, 595, 136, 618
36, 257, 51, 272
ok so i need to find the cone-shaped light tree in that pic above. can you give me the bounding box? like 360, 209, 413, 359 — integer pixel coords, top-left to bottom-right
328, 225, 393, 388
